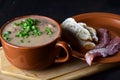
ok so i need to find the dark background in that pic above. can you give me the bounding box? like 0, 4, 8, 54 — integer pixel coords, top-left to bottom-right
0, 0, 120, 80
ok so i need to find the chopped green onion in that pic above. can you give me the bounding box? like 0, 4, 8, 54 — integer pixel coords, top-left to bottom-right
14, 18, 41, 40
45, 27, 53, 35
5, 31, 11, 35
14, 23, 20, 26
2, 31, 12, 41
31, 26, 36, 30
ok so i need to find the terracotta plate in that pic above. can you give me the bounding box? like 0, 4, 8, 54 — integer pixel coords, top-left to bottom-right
72, 12, 120, 63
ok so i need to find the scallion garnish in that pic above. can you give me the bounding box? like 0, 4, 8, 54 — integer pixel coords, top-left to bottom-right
45, 27, 53, 35
14, 18, 42, 39
4, 18, 54, 44
2, 31, 12, 41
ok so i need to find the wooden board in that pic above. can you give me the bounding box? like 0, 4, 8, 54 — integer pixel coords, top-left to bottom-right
0, 47, 120, 80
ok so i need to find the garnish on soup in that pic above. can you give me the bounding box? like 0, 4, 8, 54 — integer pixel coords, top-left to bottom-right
2, 17, 59, 47
45, 27, 53, 35
14, 18, 42, 38
2, 31, 12, 41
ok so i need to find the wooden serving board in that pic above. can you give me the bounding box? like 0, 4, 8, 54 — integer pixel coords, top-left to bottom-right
0, 47, 120, 80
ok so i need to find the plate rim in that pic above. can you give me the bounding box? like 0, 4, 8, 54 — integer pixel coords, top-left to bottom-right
73, 12, 120, 21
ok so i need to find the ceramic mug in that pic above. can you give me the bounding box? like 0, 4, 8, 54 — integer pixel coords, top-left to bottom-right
0, 15, 72, 70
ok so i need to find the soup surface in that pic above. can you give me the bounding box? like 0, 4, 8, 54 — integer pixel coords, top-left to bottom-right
2, 16, 60, 47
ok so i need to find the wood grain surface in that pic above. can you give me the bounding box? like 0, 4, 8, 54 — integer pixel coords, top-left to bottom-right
0, 47, 120, 80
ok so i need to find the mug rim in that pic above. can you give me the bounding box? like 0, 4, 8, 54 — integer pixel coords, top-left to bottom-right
0, 15, 61, 49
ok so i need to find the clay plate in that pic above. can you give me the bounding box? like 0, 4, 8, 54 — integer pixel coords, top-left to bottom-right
72, 12, 120, 63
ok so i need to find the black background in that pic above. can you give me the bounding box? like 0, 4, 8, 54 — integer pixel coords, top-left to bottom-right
1, 0, 120, 80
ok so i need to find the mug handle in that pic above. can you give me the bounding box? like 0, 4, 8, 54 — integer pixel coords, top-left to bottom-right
55, 41, 72, 63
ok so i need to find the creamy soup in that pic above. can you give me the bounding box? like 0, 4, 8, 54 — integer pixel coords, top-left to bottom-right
2, 16, 60, 47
